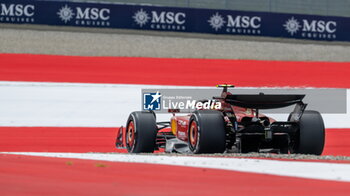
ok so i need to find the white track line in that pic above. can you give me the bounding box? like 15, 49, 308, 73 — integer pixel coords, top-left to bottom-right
4, 152, 350, 182
0, 81, 349, 127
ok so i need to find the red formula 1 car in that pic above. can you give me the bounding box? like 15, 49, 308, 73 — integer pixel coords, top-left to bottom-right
116, 85, 325, 155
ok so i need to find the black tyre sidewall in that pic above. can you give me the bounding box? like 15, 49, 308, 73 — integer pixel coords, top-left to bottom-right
126, 111, 157, 153
189, 110, 226, 154
297, 110, 325, 155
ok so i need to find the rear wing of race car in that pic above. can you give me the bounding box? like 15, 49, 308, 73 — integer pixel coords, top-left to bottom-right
222, 93, 307, 122
224, 94, 305, 109
215, 85, 307, 122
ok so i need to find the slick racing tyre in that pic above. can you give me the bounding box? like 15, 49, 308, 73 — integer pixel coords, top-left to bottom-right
188, 110, 226, 154
125, 111, 157, 153
295, 110, 325, 155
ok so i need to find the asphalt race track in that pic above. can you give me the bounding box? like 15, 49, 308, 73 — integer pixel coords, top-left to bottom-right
0, 52, 349, 195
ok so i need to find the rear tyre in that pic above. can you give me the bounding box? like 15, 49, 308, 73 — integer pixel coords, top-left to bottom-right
188, 110, 226, 154
125, 111, 157, 153
295, 110, 325, 155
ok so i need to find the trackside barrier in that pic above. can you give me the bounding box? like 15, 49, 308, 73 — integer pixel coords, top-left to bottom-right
1, 0, 350, 42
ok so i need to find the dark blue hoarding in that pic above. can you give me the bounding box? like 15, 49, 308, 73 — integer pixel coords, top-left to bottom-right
1, 0, 350, 42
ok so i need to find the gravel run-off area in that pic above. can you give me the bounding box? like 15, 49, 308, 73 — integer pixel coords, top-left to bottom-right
0, 25, 350, 61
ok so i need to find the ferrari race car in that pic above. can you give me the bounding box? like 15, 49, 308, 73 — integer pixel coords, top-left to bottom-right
116, 85, 325, 155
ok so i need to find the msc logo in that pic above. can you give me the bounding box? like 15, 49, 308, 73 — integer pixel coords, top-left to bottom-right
0, 3, 34, 17
283, 17, 301, 35
57, 4, 110, 26
133, 8, 186, 30
208, 12, 261, 34
208, 12, 225, 31
0, 3, 35, 23
143, 91, 162, 110
133, 8, 150, 27
284, 17, 337, 39
57, 5, 74, 23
